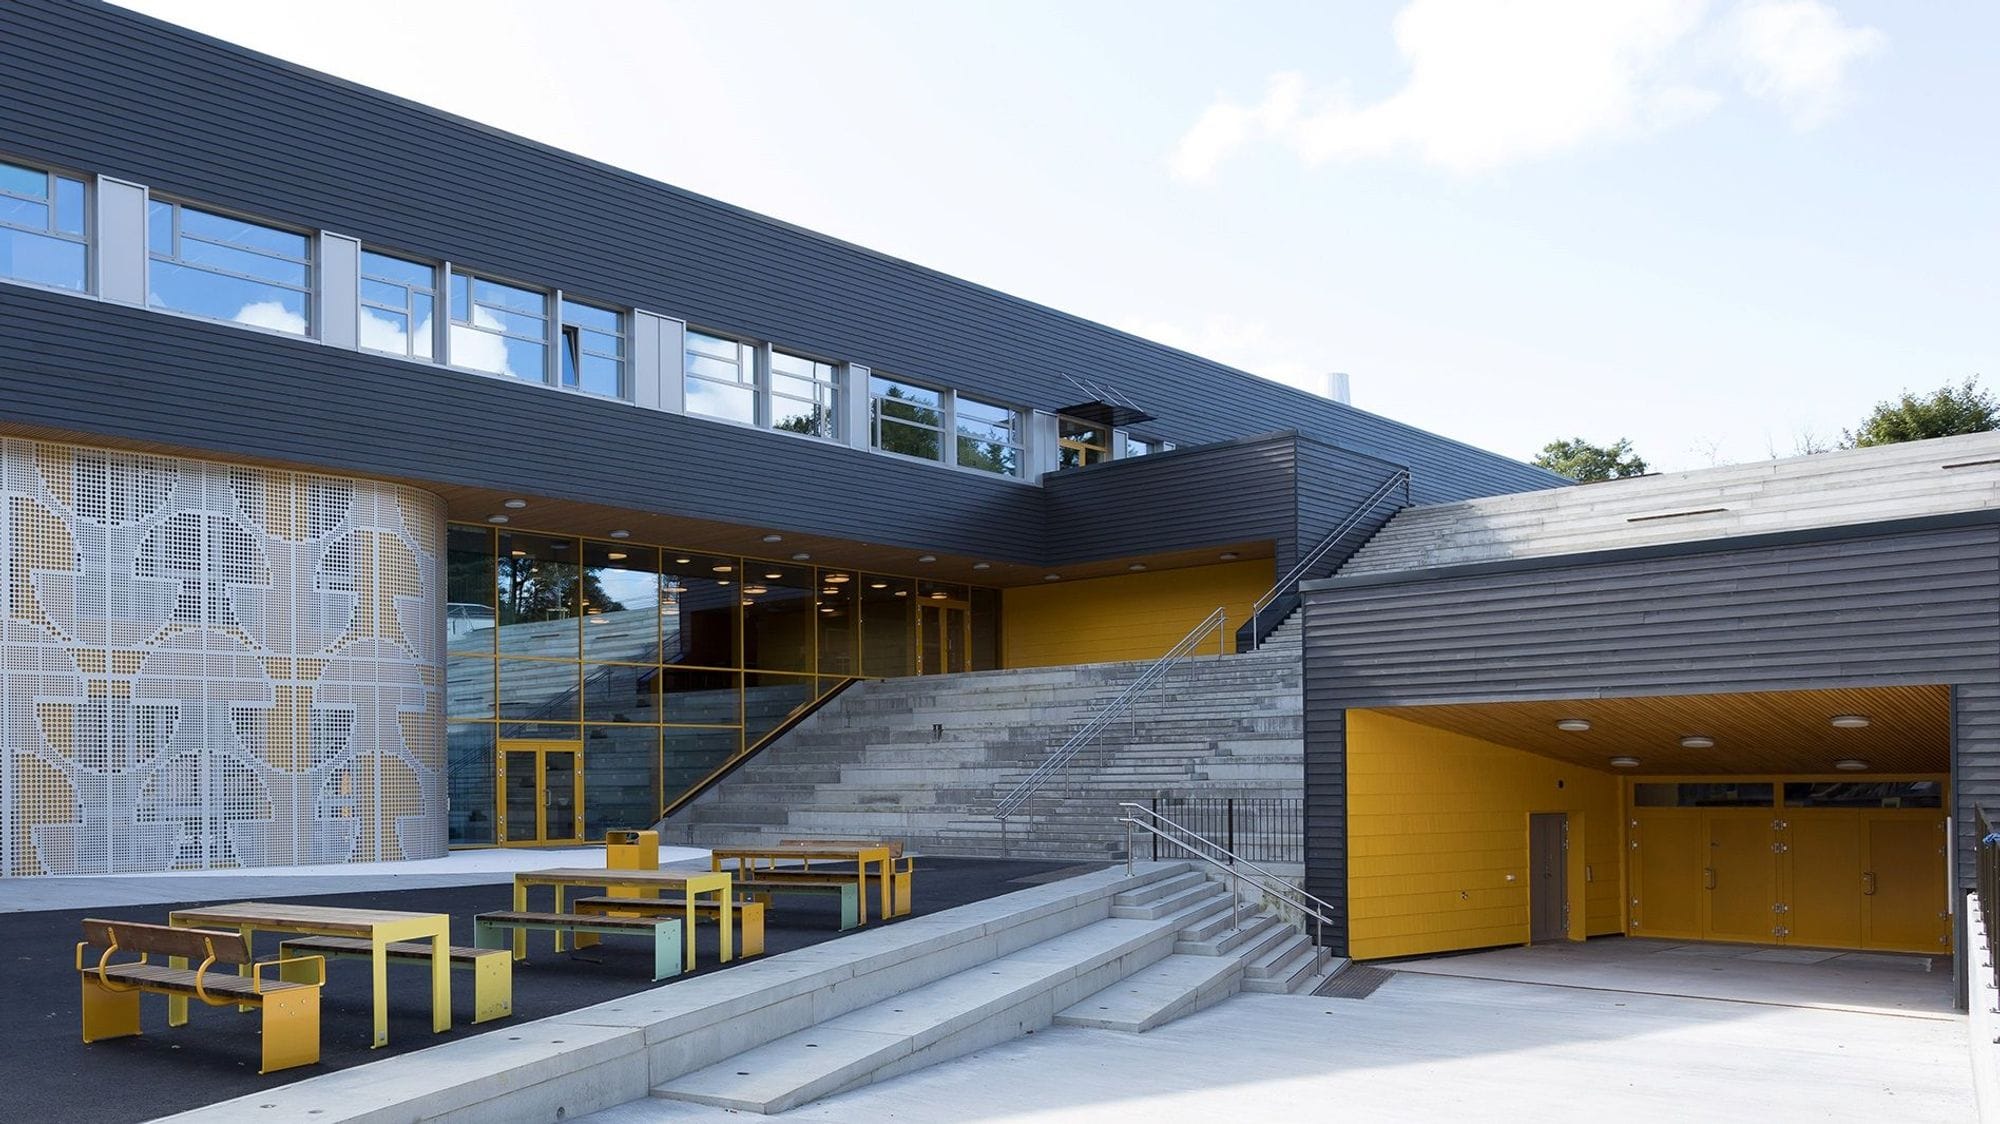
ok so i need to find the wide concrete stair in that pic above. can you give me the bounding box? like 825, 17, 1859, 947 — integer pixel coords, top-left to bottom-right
665, 649, 1302, 860
164, 862, 1334, 1123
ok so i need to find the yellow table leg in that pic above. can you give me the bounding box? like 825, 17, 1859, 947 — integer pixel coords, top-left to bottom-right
877, 856, 892, 922
512, 879, 527, 960
553, 884, 568, 953
720, 886, 734, 963
429, 922, 451, 1034
370, 933, 390, 1048
681, 886, 697, 972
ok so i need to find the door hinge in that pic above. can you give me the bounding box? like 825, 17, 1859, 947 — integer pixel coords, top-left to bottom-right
1771, 842, 1789, 853
1772, 926, 1790, 938
1771, 819, 1788, 831
1772, 902, 1790, 914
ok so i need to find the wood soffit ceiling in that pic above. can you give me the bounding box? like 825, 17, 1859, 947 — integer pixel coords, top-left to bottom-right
1374, 685, 1950, 775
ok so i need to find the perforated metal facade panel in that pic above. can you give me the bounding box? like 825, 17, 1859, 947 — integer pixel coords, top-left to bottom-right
1, 438, 447, 874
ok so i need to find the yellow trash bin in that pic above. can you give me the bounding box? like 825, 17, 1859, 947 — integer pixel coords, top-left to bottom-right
605, 829, 660, 899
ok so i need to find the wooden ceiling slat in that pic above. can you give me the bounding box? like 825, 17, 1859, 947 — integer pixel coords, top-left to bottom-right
1370, 685, 1949, 775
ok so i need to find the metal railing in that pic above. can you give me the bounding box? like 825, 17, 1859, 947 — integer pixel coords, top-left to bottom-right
1979, 806, 1999, 977
1120, 801, 1336, 948
1240, 468, 1410, 651
992, 607, 1230, 821
1148, 796, 1302, 864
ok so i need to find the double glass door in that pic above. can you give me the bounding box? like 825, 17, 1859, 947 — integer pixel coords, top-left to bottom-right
916, 600, 970, 676
499, 740, 583, 844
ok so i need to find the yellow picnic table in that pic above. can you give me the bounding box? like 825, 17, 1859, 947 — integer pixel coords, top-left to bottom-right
167, 901, 450, 1048
512, 866, 734, 972
710, 842, 898, 925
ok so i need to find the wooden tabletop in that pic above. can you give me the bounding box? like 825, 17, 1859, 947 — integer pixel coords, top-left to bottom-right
517, 867, 727, 885
712, 843, 891, 859
169, 901, 448, 934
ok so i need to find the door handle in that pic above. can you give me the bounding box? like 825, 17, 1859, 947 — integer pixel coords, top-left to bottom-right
1704, 867, 1716, 891
1862, 871, 1877, 896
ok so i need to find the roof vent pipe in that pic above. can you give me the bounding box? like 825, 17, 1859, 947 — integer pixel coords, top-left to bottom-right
1321, 372, 1352, 405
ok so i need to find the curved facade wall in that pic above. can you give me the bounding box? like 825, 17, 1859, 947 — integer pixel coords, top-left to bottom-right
1, 438, 446, 875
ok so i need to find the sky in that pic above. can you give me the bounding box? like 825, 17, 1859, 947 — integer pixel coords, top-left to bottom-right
118, 0, 1998, 471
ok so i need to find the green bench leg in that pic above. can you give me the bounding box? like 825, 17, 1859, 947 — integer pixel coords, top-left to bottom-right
653, 922, 684, 981
838, 884, 860, 931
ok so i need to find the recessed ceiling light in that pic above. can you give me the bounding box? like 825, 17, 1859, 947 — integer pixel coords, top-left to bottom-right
1608, 756, 1640, 768
827, 573, 850, 583
820, 606, 836, 614
712, 564, 734, 573
1829, 714, 1871, 729
894, 590, 909, 597
765, 571, 783, 580
1555, 719, 1591, 732
917, 555, 937, 563
606, 552, 627, 561
510, 550, 526, 558
792, 552, 811, 561
762, 534, 783, 543
1834, 758, 1869, 771
1680, 735, 1715, 749
502, 499, 528, 509
1128, 564, 1147, 572
742, 584, 768, 595
930, 591, 949, 599
972, 562, 991, 571
1043, 574, 1061, 581
822, 587, 838, 595
609, 529, 630, 539
486, 515, 509, 524
1219, 552, 1239, 561
870, 581, 889, 589
588, 615, 608, 624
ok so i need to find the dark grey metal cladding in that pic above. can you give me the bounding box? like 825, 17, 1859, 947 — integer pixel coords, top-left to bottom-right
0, 1, 1565, 506
0, 286, 1047, 561
1299, 520, 2000, 955
1293, 439, 1411, 576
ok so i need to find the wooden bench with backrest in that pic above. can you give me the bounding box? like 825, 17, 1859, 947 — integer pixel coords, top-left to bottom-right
472, 910, 684, 980
276, 936, 512, 1023
775, 838, 916, 917
568, 895, 766, 957
76, 918, 325, 1074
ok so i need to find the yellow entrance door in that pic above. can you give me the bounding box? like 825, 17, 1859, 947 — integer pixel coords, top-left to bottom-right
1863, 816, 1950, 953
498, 740, 584, 845
916, 600, 970, 675
1630, 812, 1705, 939
1783, 815, 1863, 949
1704, 813, 1778, 944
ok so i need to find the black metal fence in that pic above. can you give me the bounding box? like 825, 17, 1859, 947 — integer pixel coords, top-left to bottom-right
1149, 796, 1303, 864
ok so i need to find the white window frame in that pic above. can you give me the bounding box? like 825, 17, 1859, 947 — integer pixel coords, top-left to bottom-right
445, 264, 552, 383
683, 328, 762, 425
146, 196, 315, 338
768, 346, 844, 441
869, 372, 949, 465
559, 296, 629, 401
359, 247, 440, 362
951, 392, 1027, 478
0, 155, 91, 294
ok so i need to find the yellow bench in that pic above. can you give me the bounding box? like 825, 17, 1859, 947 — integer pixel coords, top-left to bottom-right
778, 839, 916, 917
77, 918, 325, 1074
278, 935, 512, 1023
571, 895, 767, 957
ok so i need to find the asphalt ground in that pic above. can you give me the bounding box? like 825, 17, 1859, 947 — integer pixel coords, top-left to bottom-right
8, 856, 1097, 1123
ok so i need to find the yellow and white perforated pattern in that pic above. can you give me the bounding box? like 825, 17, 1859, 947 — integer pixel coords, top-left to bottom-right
0, 438, 447, 875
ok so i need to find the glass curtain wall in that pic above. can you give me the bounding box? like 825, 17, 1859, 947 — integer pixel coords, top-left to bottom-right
446, 525, 998, 844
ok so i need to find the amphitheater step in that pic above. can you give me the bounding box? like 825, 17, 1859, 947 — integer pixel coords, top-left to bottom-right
1051, 953, 1246, 1033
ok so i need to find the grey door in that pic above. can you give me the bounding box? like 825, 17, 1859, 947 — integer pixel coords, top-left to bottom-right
1530, 813, 1568, 943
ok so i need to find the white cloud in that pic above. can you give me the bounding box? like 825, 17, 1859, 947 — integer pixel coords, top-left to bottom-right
1725, 1, 1885, 128
1172, 0, 1884, 179
233, 299, 307, 335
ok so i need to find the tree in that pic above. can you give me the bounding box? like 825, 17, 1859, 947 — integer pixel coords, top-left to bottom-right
1843, 376, 1997, 448
1532, 437, 1649, 483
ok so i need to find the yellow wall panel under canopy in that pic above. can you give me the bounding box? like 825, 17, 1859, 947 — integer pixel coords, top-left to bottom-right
1000, 559, 1272, 668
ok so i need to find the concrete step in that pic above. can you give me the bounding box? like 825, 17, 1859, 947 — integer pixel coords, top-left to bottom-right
1177, 912, 1284, 957
650, 901, 1213, 1114
1240, 933, 1325, 993
1051, 953, 1245, 1033
1177, 901, 1263, 944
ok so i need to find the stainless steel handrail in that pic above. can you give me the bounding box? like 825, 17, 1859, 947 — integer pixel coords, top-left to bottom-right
1119, 801, 1337, 948
992, 607, 1229, 820
1245, 468, 1410, 648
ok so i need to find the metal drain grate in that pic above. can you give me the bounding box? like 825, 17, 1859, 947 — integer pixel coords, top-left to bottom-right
1314, 964, 1393, 1000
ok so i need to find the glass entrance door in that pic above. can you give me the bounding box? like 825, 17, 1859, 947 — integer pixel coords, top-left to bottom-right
916, 600, 971, 676
498, 740, 583, 844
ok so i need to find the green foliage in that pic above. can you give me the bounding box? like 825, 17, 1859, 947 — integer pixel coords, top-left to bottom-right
1843, 376, 1997, 448
1532, 437, 1649, 483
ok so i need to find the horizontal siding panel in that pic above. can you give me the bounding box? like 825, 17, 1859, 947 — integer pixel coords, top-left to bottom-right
0, 1, 1566, 507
